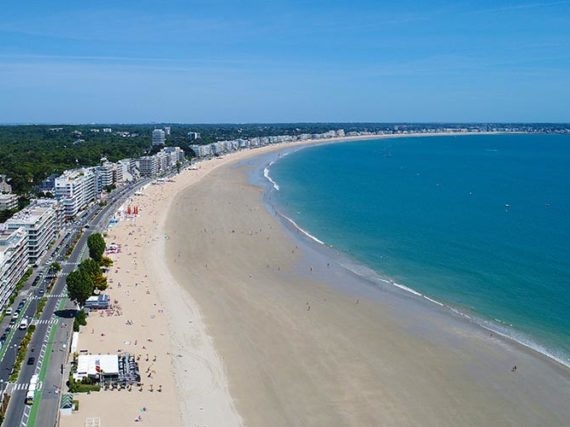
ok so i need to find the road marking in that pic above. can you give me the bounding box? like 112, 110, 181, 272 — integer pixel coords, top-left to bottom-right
25, 298, 64, 427
7, 381, 43, 392
31, 319, 59, 326
33, 293, 68, 299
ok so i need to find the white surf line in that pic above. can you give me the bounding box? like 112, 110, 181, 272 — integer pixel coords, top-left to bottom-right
280, 214, 325, 245
263, 163, 280, 191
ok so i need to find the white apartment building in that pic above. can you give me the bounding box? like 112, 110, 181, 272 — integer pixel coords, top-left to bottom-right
5, 203, 57, 264
118, 160, 134, 182
155, 152, 169, 174
161, 146, 184, 166
0, 226, 28, 309
152, 129, 166, 146
96, 161, 115, 193
0, 193, 18, 211
54, 169, 97, 218
190, 144, 212, 158
31, 199, 64, 237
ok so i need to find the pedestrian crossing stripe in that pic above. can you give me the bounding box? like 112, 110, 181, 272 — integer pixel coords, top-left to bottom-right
33, 293, 67, 299
10, 381, 43, 392
31, 319, 59, 326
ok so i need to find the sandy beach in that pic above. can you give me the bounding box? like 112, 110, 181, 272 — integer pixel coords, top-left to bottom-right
63, 136, 570, 427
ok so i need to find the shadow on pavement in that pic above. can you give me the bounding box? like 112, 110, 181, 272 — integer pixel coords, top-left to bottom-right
53, 309, 77, 319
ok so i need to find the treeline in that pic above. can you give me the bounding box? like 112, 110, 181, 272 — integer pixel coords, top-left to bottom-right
7, 122, 562, 195
0, 123, 352, 194
0, 125, 152, 194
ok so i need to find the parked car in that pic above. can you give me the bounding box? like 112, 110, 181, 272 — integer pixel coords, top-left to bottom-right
27, 357, 35, 365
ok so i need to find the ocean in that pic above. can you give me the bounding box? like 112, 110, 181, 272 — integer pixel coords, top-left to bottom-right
268, 134, 570, 367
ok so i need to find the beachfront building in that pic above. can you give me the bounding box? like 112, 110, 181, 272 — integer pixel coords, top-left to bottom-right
0, 227, 28, 309
118, 159, 135, 182
95, 159, 116, 193
84, 294, 110, 310
74, 353, 140, 386
139, 156, 158, 177
160, 146, 184, 167
188, 130, 346, 159
155, 151, 169, 175
189, 144, 213, 158
139, 147, 184, 177
152, 129, 166, 146
4, 202, 58, 264
30, 198, 64, 236
54, 168, 97, 219
0, 193, 18, 211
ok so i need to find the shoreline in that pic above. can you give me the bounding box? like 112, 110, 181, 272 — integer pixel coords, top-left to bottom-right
165, 136, 570, 426
62, 132, 570, 426
253, 141, 570, 372
256, 137, 570, 369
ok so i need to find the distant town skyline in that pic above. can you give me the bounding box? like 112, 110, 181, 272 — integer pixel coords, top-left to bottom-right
1, 0, 570, 123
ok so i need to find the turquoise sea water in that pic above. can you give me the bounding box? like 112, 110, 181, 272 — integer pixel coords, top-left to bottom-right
269, 134, 570, 366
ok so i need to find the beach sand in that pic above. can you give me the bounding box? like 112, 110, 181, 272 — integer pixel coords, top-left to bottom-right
62, 137, 570, 426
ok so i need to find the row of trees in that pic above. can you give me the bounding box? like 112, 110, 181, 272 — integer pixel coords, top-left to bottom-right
66, 233, 110, 308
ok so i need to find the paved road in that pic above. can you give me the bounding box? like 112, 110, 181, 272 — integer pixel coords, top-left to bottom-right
2, 180, 149, 427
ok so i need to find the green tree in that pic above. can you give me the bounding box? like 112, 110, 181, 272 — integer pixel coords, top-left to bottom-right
50, 261, 62, 273
79, 258, 108, 292
87, 233, 106, 263
79, 258, 101, 278
73, 310, 88, 332
176, 160, 181, 174
100, 256, 114, 268
66, 270, 94, 306
93, 275, 108, 292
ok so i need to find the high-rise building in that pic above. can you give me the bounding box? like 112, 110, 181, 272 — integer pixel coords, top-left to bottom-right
5, 203, 57, 263
0, 226, 28, 309
139, 156, 158, 177
54, 169, 97, 218
96, 159, 116, 193
152, 129, 166, 146
164, 126, 171, 136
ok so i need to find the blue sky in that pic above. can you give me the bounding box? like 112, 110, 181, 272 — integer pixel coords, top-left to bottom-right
1, 0, 569, 123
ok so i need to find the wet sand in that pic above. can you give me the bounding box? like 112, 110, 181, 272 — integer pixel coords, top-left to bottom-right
165, 149, 570, 426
